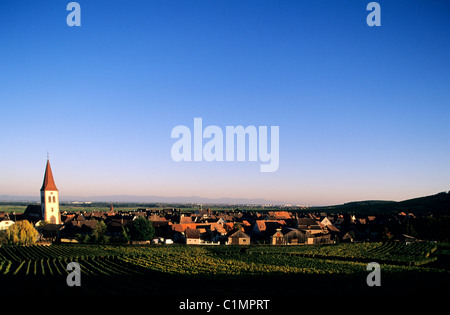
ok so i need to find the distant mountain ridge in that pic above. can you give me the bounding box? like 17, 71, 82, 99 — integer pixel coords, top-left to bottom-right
0, 194, 284, 205
0, 195, 38, 202
0, 191, 449, 213
312, 191, 450, 214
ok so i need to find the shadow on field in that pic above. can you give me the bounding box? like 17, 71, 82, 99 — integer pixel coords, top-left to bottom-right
1, 269, 447, 297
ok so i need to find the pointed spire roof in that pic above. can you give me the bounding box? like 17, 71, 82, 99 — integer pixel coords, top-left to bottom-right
40, 159, 58, 191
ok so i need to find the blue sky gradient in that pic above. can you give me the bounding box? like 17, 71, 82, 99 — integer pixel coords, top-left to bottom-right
0, 0, 448, 205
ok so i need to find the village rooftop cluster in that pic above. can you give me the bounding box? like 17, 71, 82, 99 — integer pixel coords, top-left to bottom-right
0, 205, 417, 246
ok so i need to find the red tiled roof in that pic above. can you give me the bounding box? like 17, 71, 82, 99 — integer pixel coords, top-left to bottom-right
172, 223, 197, 233
40, 159, 58, 191
269, 211, 292, 219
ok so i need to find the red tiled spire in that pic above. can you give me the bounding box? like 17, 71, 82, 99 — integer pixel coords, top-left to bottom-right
40, 159, 58, 191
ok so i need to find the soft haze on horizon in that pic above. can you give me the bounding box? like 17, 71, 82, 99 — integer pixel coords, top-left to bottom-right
0, 0, 449, 205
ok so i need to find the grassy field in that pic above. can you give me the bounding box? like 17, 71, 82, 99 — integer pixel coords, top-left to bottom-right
0, 205, 29, 213
0, 242, 448, 297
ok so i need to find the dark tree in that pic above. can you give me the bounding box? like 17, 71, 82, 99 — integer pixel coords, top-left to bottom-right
129, 217, 155, 241
91, 221, 110, 244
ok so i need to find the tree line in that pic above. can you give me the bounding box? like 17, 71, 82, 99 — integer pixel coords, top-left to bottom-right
0, 217, 156, 245
75, 217, 156, 244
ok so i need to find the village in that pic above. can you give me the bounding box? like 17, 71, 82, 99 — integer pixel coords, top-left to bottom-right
0, 204, 418, 246
0, 159, 430, 246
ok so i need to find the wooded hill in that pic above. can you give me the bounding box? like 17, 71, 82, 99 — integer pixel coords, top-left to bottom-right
311, 191, 450, 215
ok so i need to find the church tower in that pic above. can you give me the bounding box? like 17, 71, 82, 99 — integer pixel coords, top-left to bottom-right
40, 159, 61, 224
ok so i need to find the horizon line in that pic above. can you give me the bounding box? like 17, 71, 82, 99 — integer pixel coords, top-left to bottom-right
1, 190, 448, 208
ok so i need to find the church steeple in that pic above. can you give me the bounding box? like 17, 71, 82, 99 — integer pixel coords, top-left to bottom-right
40, 158, 61, 224
41, 159, 58, 192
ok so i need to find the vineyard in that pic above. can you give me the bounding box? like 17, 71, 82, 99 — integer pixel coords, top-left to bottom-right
0, 242, 448, 295
242, 241, 439, 266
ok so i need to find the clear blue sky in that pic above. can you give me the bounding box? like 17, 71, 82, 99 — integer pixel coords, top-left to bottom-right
0, 0, 448, 205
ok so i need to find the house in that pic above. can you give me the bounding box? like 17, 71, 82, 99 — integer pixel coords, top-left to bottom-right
268, 211, 292, 220
253, 220, 286, 235
185, 228, 201, 245
172, 223, 208, 243
23, 205, 43, 224
60, 219, 98, 238
270, 228, 285, 245
180, 215, 195, 224
297, 217, 318, 229
227, 230, 250, 245
314, 233, 332, 244
297, 217, 331, 236
320, 217, 340, 239
217, 217, 227, 225
283, 228, 313, 245
320, 217, 333, 226
342, 232, 354, 242
84, 211, 106, 221
38, 223, 62, 241
210, 223, 225, 233
172, 223, 198, 234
